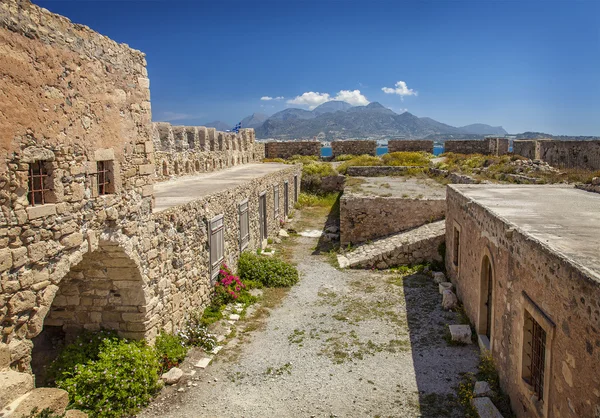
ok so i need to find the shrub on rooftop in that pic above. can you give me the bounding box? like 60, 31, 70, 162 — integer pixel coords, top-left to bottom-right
336, 154, 382, 174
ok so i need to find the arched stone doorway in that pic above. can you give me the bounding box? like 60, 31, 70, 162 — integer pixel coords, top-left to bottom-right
478, 254, 494, 347
31, 240, 148, 385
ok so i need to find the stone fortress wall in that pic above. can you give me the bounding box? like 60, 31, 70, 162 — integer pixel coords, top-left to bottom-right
387, 140, 434, 153
444, 137, 509, 156
265, 141, 321, 159
152, 123, 264, 181
331, 140, 377, 157
445, 186, 600, 418
0, 0, 299, 376
514, 139, 600, 171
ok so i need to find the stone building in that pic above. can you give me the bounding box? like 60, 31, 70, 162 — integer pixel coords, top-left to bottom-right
445, 184, 600, 418
0, 0, 300, 387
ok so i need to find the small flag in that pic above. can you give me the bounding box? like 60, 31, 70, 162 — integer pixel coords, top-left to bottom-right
233, 122, 242, 133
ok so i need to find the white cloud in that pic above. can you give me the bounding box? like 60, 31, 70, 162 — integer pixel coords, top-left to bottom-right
333, 90, 369, 106
260, 96, 284, 101
381, 81, 418, 99
287, 89, 369, 109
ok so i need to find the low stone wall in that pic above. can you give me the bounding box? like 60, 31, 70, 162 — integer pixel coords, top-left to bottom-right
340, 221, 445, 269
153, 123, 261, 181
388, 140, 433, 153
340, 193, 445, 245
346, 166, 409, 177
428, 168, 481, 184
320, 175, 346, 193
444, 138, 509, 156
331, 140, 376, 157
265, 141, 321, 159
513, 140, 537, 159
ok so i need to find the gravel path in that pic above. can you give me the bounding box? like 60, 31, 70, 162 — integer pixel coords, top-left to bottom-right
139, 210, 479, 418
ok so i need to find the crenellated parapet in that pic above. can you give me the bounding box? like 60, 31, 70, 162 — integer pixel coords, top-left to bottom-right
151, 122, 262, 180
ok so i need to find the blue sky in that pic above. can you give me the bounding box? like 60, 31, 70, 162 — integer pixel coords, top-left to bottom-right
35, 0, 600, 135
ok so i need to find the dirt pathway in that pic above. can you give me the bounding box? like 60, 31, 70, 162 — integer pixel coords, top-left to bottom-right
139, 206, 478, 418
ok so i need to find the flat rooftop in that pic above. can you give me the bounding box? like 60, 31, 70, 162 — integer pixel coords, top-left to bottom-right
153, 163, 289, 213
344, 176, 446, 199
452, 185, 600, 281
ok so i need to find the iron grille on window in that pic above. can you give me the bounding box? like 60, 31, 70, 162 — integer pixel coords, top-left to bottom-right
209, 215, 224, 282
524, 312, 547, 401
239, 200, 249, 251
97, 161, 110, 195
28, 161, 50, 206
284, 181, 289, 217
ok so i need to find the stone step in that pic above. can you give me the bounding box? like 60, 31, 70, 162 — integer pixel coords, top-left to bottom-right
338, 221, 446, 269
0, 370, 34, 411
1, 387, 69, 417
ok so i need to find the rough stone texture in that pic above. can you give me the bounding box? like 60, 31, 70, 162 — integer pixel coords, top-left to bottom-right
340, 177, 445, 246
429, 168, 482, 184
346, 166, 410, 177
444, 138, 509, 156
0, 0, 300, 376
320, 175, 345, 193
152, 123, 261, 181
10, 387, 69, 417
265, 141, 321, 159
514, 139, 600, 170
441, 289, 458, 310
446, 185, 600, 418
161, 367, 183, 385
388, 140, 434, 153
470, 397, 504, 418
331, 140, 376, 157
473, 381, 494, 398
432, 272, 446, 284
342, 221, 445, 269
448, 324, 471, 344
439, 282, 453, 294
0, 370, 34, 409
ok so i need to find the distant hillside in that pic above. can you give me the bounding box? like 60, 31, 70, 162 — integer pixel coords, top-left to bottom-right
240, 113, 268, 129
254, 101, 506, 140
459, 123, 508, 136
203, 120, 231, 131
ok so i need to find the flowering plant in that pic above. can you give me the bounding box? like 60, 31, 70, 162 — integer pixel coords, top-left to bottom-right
214, 263, 245, 305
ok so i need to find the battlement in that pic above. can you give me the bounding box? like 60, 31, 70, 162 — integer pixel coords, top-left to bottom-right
444, 137, 509, 156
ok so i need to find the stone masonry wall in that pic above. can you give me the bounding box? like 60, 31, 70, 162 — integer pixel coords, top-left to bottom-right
331, 140, 376, 157
445, 186, 600, 418
265, 141, 321, 159
152, 123, 260, 181
444, 138, 509, 156
513, 140, 537, 159
346, 166, 410, 177
388, 140, 434, 153
0, 0, 155, 371
340, 193, 445, 245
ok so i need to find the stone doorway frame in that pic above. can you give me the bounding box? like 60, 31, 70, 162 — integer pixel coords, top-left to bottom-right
477, 249, 495, 352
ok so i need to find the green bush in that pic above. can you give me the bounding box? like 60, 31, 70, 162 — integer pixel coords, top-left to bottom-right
301, 161, 337, 193
56, 339, 160, 418
295, 192, 340, 209
238, 252, 299, 287
336, 155, 382, 174
47, 329, 119, 385
288, 154, 319, 164
154, 331, 188, 374
381, 151, 431, 166
333, 154, 356, 162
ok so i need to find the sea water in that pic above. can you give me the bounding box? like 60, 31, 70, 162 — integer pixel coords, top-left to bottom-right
321, 145, 444, 158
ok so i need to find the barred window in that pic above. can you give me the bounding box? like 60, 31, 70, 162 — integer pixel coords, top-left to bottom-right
239, 200, 249, 251
284, 181, 289, 217
97, 161, 112, 195
453, 227, 461, 266
28, 161, 50, 206
209, 215, 224, 282
523, 311, 547, 401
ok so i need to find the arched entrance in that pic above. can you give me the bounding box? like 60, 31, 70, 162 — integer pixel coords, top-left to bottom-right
478, 254, 494, 342
31, 240, 148, 385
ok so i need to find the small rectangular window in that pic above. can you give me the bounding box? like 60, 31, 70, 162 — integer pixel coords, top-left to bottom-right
239, 200, 249, 251
453, 227, 460, 266
284, 181, 289, 217
209, 215, 224, 282
28, 161, 50, 206
274, 185, 279, 218
523, 311, 547, 401
97, 161, 112, 195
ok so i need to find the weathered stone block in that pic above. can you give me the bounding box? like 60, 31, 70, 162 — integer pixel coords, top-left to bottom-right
442, 289, 458, 310
0, 370, 34, 409
26, 204, 56, 220
11, 387, 69, 417
470, 397, 504, 418
448, 324, 472, 344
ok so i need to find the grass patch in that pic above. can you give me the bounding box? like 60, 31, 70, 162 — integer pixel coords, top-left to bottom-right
295, 192, 340, 209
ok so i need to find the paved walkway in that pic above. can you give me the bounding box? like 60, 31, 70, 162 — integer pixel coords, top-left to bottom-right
153, 163, 289, 212
139, 210, 478, 418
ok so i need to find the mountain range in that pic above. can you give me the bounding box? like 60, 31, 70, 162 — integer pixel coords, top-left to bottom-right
246, 101, 507, 140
